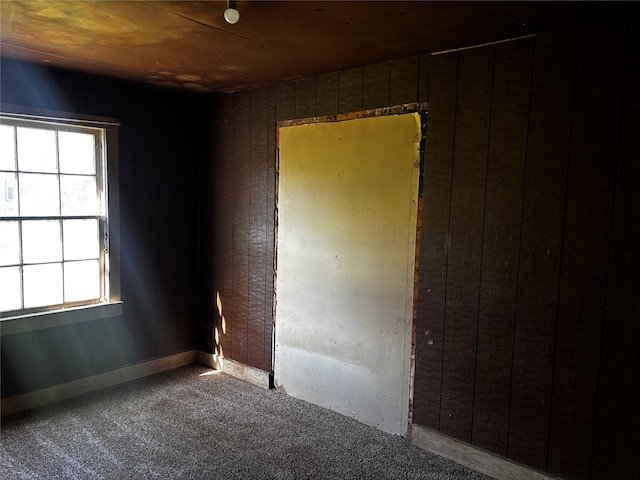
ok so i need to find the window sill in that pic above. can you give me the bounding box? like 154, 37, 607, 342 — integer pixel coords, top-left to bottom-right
0, 302, 123, 336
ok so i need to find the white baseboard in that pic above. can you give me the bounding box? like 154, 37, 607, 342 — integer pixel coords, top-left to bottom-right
196, 350, 270, 389
1, 350, 197, 417
411, 425, 562, 480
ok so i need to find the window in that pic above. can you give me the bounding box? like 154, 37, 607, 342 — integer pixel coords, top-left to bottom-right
0, 111, 117, 317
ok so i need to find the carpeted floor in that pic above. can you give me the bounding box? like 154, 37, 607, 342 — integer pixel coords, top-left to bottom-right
1, 364, 494, 479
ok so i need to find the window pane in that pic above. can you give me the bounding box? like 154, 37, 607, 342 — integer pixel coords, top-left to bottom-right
0, 266, 22, 311
2, 116, 109, 313
0, 172, 19, 216
0, 221, 20, 266
64, 259, 100, 302
60, 175, 98, 216
18, 173, 60, 216
17, 127, 57, 173
0, 125, 16, 170
59, 131, 96, 175
63, 219, 99, 260
23, 263, 63, 308
22, 220, 62, 263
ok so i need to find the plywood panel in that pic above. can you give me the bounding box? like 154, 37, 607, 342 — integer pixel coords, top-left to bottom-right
92, 315, 131, 374
33, 328, 66, 389
294, 77, 316, 119
231, 91, 251, 364
338, 67, 363, 114
176, 99, 199, 352
156, 94, 179, 357
198, 98, 217, 354
132, 86, 157, 362
439, 45, 493, 443
0, 333, 34, 397
276, 82, 295, 122
472, 37, 533, 456
547, 22, 625, 480
363, 62, 389, 110
412, 52, 458, 429
275, 113, 421, 435
110, 82, 136, 366
217, 94, 235, 361
417, 54, 430, 103
247, 88, 269, 371
114, 81, 136, 364
63, 322, 94, 381
85, 76, 116, 118
389, 57, 419, 106
316, 72, 339, 117
508, 27, 578, 470
590, 18, 640, 480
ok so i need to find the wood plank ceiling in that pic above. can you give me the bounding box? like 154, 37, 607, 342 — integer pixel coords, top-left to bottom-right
0, 1, 622, 93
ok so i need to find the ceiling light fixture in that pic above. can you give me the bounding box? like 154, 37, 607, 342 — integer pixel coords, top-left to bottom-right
224, 0, 240, 24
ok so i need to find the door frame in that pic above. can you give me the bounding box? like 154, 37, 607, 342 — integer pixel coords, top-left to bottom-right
272, 102, 428, 436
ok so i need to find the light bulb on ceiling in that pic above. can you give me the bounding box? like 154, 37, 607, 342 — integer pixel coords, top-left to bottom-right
224, 0, 240, 24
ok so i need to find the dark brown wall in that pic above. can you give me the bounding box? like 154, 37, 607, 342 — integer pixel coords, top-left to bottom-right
203, 18, 639, 480
415, 21, 640, 480
1, 58, 200, 397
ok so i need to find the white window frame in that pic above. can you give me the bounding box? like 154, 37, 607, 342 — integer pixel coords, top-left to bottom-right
0, 105, 122, 333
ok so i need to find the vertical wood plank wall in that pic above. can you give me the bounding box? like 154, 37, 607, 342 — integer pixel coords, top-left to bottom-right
206, 19, 639, 480
1, 58, 200, 396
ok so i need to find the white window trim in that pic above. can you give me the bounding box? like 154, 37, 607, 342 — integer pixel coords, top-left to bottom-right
0, 104, 122, 330
0, 302, 123, 335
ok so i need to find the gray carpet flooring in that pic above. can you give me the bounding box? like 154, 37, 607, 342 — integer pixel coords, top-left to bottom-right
1, 364, 494, 479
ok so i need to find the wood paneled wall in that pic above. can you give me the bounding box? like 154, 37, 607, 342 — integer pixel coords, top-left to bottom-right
203, 55, 429, 370
416, 22, 639, 480
1, 58, 200, 397
204, 18, 639, 480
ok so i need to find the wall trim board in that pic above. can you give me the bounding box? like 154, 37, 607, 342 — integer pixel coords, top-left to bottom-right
0, 103, 121, 127
219, 358, 270, 389
196, 350, 270, 389
196, 349, 218, 369
276, 102, 428, 129
0, 302, 123, 336
411, 425, 562, 480
431, 34, 536, 56
1, 350, 197, 416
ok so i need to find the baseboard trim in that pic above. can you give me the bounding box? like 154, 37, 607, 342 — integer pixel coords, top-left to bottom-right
196, 350, 270, 389
1, 350, 197, 417
411, 425, 561, 480
196, 350, 218, 369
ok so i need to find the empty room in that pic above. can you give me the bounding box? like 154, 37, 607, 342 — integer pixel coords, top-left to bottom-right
1, 2, 638, 479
